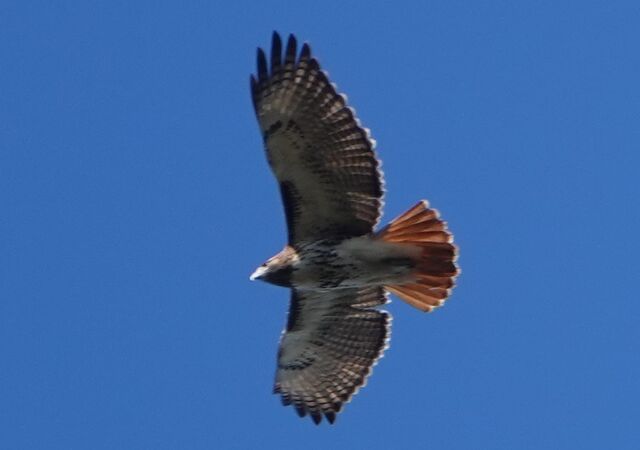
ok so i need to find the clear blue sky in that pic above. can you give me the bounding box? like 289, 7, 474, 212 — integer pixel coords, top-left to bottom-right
2, 1, 639, 449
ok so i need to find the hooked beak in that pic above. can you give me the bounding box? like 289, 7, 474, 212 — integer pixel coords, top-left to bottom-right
250, 266, 267, 281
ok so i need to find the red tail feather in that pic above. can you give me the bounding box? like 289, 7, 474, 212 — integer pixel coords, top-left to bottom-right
377, 201, 459, 312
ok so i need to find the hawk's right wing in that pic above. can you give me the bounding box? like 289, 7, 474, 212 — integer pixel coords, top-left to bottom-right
274, 287, 390, 424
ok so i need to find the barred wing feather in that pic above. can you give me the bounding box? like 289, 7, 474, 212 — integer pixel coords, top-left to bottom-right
251, 32, 384, 244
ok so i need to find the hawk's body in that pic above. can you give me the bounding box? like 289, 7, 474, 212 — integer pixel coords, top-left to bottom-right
250, 33, 459, 424
257, 238, 416, 290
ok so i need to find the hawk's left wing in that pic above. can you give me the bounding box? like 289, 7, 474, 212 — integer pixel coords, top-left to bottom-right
274, 287, 390, 424
251, 32, 384, 245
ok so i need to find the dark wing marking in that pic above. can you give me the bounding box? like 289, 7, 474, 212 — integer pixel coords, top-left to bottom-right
251, 32, 384, 245
274, 287, 390, 424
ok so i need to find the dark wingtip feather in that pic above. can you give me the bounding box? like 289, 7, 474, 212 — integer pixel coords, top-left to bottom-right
271, 30, 281, 46
257, 48, 268, 81
295, 406, 307, 418
285, 34, 297, 64
300, 42, 311, 60
308, 57, 320, 72
271, 31, 282, 73
249, 75, 258, 108
311, 412, 322, 425
325, 412, 336, 424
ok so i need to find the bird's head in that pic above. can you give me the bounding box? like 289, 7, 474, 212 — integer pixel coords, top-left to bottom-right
250, 246, 298, 287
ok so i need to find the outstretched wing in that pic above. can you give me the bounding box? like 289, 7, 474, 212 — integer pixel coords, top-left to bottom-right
274, 287, 390, 424
251, 32, 384, 245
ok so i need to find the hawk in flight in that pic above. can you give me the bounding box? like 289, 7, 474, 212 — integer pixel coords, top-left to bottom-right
250, 32, 459, 424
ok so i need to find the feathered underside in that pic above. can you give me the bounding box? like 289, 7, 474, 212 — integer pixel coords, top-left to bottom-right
250, 32, 459, 426
251, 32, 385, 245
274, 287, 390, 424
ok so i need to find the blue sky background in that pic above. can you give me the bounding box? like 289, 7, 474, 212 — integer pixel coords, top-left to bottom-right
2, 1, 639, 448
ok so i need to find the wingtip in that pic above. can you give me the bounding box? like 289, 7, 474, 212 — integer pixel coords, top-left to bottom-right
295, 405, 307, 418
285, 34, 297, 63
311, 412, 322, 425
256, 47, 268, 80
271, 31, 282, 71
300, 42, 311, 60
249, 74, 258, 107
325, 411, 336, 424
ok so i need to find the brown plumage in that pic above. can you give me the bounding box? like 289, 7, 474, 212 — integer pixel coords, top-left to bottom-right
250, 32, 460, 424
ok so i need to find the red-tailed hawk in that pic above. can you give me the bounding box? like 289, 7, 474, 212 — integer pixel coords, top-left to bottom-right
250, 32, 459, 424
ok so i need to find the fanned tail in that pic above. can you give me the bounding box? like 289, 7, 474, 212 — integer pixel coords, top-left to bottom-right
377, 201, 459, 312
